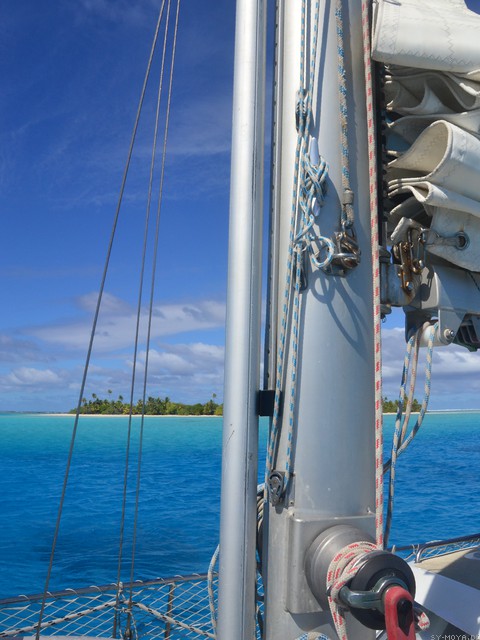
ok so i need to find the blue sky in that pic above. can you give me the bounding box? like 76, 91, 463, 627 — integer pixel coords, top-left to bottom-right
1, 1, 479, 412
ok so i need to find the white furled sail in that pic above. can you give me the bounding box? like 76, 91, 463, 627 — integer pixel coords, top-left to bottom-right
374, 0, 480, 273
387, 120, 480, 201
372, 0, 480, 72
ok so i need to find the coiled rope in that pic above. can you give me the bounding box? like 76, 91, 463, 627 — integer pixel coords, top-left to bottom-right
326, 540, 430, 640
326, 541, 378, 640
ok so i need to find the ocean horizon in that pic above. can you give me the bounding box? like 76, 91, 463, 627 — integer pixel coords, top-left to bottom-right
0, 411, 479, 600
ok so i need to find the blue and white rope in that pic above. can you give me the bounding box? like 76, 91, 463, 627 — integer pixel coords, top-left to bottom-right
335, 0, 354, 229
295, 153, 333, 269
266, 0, 326, 492
384, 322, 437, 547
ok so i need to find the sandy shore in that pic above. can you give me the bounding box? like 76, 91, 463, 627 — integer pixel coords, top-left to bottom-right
39, 413, 220, 418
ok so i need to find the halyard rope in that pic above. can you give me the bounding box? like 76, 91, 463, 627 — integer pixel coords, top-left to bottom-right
360, 0, 384, 549
384, 322, 437, 547
335, 0, 354, 230
266, 0, 325, 495
327, 8, 436, 636
324, 5, 384, 638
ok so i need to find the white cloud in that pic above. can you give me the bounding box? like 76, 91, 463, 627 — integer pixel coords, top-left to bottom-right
3, 367, 64, 388
129, 342, 225, 402
75, 0, 156, 27
139, 342, 224, 375
77, 291, 133, 314
381, 324, 480, 408
0, 294, 227, 410
29, 296, 226, 352
0, 334, 51, 364
0, 339, 225, 411
167, 94, 232, 158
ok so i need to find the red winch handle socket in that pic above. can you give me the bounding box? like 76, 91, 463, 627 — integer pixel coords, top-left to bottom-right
384, 585, 416, 640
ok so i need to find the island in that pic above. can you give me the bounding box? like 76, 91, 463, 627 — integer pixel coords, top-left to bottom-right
70, 392, 223, 416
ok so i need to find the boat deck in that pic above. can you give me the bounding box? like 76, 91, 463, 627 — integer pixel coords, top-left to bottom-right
415, 547, 480, 588
411, 546, 480, 637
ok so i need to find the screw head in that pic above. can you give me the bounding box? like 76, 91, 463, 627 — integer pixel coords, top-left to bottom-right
444, 328, 455, 342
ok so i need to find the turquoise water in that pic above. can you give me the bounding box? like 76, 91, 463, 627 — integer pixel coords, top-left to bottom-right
0, 412, 479, 599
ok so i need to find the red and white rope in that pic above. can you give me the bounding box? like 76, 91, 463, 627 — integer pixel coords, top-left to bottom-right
327, 538, 430, 640
361, 0, 384, 549
326, 541, 378, 640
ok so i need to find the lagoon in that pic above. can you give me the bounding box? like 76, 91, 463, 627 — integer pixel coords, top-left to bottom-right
0, 412, 479, 599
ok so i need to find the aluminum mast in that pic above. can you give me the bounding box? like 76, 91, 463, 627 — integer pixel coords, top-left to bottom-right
263, 1, 376, 637
216, 1, 266, 638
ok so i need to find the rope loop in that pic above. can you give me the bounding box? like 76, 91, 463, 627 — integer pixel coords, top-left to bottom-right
303, 155, 328, 205
296, 146, 331, 272
310, 236, 336, 269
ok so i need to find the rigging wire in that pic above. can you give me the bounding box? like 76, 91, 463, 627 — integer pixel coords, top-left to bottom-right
35, 2, 172, 638
127, 0, 181, 612
112, 0, 170, 634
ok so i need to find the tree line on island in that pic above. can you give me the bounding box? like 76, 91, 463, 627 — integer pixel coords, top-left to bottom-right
383, 396, 421, 413
71, 392, 419, 416
71, 392, 223, 416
